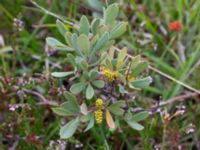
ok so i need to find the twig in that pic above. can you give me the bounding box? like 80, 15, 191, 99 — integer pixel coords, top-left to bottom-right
23, 89, 57, 106
158, 92, 199, 106
132, 92, 199, 113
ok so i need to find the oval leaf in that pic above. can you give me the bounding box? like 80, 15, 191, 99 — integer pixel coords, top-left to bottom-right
131, 76, 152, 89
91, 18, 100, 34
56, 20, 68, 36
46, 37, 74, 51
132, 61, 148, 76
132, 111, 149, 122
86, 84, 94, 99
104, 4, 119, 25
60, 118, 80, 139
126, 120, 144, 131
79, 16, 90, 35
110, 22, 127, 39
84, 113, 94, 132
91, 32, 109, 53
108, 101, 126, 116
78, 34, 90, 54
92, 80, 105, 88
63, 92, 80, 113
70, 82, 86, 94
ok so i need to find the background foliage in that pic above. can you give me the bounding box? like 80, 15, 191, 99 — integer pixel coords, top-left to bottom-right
0, 0, 200, 149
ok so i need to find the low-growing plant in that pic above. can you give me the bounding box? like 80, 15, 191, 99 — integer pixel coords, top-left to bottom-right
46, 3, 152, 139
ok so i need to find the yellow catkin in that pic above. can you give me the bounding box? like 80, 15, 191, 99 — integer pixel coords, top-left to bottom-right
94, 99, 104, 124
95, 98, 104, 110
100, 66, 118, 82
94, 110, 103, 124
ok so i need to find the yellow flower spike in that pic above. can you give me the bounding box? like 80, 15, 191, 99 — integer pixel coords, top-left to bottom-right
94, 110, 103, 124
95, 98, 104, 110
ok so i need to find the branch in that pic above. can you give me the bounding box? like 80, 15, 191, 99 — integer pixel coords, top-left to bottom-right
23, 89, 58, 106
132, 92, 199, 113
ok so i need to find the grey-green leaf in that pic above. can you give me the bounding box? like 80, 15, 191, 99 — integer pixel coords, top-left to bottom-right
88, 0, 104, 10
131, 76, 152, 88
126, 120, 144, 131
92, 80, 105, 88
84, 113, 94, 132
104, 4, 119, 25
63, 91, 80, 113
56, 20, 68, 36
51, 71, 74, 78
132, 62, 148, 76
91, 32, 109, 53
52, 107, 74, 116
89, 70, 99, 80
65, 32, 73, 47
46, 37, 74, 51
132, 111, 149, 122
70, 82, 86, 94
110, 22, 127, 39
86, 84, 94, 99
60, 118, 80, 139
108, 101, 126, 116
91, 18, 100, 34
79, 16, 90, 35
77, 34, 90, 54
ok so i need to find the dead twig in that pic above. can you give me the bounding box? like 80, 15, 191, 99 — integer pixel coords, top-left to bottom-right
132, 92, 199, 113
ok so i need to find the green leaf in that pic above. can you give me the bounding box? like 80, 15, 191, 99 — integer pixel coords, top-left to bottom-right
126, 120, 144, 131
80, 103, 88, 115
104, 4, 119, 25
110, 22, 127, 39
78, 34, 90, 54
79, 60, 89, 71
132, 62, 148, 76
88, 0, 104, 10
51, 71, 74, 78
52, 107, 74, 116
56, 20, 67, 36
84, 113, 94, 132
67, 53, 76, 67
70, 82, 86, 94
91, 32, 109, 53
86, 84, 94, 99
132, 111, 149, 122
46, 37, 74, 51
63, 92, 80, 113
91, 18, 100, 34
92, 80, 105, 88
131, 76, 152, 89
79, 16, 90, 35
89, 70, 99, 80
72, 33, 83, 56
89, 52, 107, 67
65, 32, 73, 47
116, 47, 127, 69
60, 118, 80, 139
108, 101, 126, 116
131, 55, 141, 68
